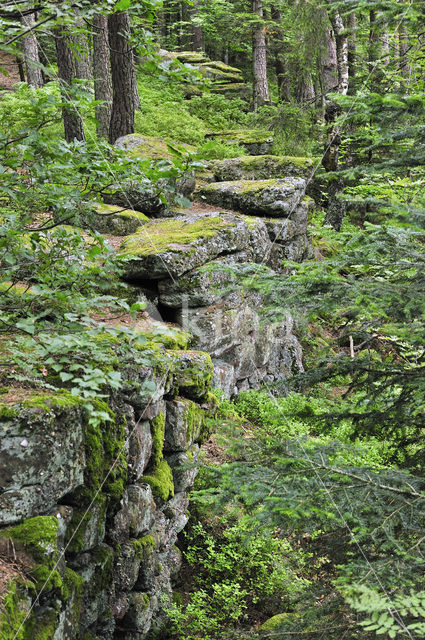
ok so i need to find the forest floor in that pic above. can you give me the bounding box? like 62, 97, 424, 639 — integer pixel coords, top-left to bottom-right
0, 53, 21, 90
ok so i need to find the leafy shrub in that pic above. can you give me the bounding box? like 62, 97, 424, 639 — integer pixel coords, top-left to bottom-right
187, 93, 251, 130
196, 139, 246, 160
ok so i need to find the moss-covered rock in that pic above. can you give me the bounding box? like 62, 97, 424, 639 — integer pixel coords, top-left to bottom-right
198, 177, 307, 218
213, 154, 316, 182
198, 62, 243, 83
87, 204, 149, 235
142, 459, 174, 504
117, 212, 261, 280
167, 50, 210, 64
260, 612, 296, 632
0, 391, 86, 525
210, 82, 251, 100
164, 397, 206, 452
169, 350, 213, 400
205, 130, 273, 155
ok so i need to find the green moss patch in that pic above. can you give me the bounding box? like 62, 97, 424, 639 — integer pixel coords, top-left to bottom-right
143, 459, 174, 503
151, 412, 166, 467
119, 216, 232, 258
206, 129, 273, 145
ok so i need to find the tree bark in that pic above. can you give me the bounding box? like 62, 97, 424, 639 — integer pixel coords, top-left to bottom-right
330, 13, 349, 95
55, 26, 85, 142
399, 23, 411, 80
347, 12, 356, 92
108, 11, 136, 144
252, 0, 270, 110
93, 14, 112, 139
270, 4, 290, 102
73, 9, 92, 82
191, 0, 204, 51
21, 11, 43, 88
322, 25, 338, 94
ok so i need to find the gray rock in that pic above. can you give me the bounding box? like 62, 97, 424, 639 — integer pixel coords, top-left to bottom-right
72, 544, 114, 629
213, 155, 316, 182
0, 399, 86, 526
117, 212, 266, 280
114, 542, 141, 592
128, 419, 153, 482
103, 178, 166, 215
164, 398, 205, 452
198, 177, 306, 218
205, 130, 273, 155
127, 484, 155, 536
122, 592, 153, 634
166, 444, 200, 492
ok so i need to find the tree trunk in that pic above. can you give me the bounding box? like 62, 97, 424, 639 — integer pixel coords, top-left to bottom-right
192, 0, 204, 51
73, 9, 92, 82
347, 12, 356, 92
21, 11, 43, 88
399, 23, 410, 80
108, 11, 136, 144
93, 14, 112, 139
270, 5, 290, 102
322, 101, 345, 230
55, 26, 85, 142
330, 13, 349, 95
252, 0, 270, 110
322, 25, 338, 94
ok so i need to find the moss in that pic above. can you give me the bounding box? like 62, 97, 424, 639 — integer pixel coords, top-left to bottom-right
151, 412, 165, 467
199, 60, 242, 74
118, 216, 231, 258
0, 388, 84, 419
259, 612, 296, 631
171, 350, 214, 399
144, 326, 191, 351
118, 133, 195, 161
132, 534, 155, 559
0, 578, 32, 640
237, 154, 314, 169
1, 516, 64, 594
0, 404, 19, 419
22, 608, 58, 640
96, 203, 149, 222
143, 459, 174, 503
64, 495, 107, 554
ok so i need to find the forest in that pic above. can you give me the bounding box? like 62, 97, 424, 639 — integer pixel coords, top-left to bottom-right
0, 0, 424, 639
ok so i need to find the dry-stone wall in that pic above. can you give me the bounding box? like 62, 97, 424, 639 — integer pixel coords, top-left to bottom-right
0, 346, 214, 639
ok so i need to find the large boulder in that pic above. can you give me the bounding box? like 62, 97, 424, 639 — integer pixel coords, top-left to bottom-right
117, 211, 269, 280
205, 130, 273, 155
198, 177, 306, 217
213, 155, 316, 182
0, 390, 86, 525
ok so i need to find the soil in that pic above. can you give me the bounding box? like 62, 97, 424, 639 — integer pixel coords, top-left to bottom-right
0, 53, 22, 91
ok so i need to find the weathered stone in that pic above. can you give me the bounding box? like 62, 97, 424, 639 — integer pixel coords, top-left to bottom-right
169, 350, 213, 400
84, 204, 149, 235
199, 177, 306, 218
198, 62, 243, 83
128, 420, 153, 482
71, 544, 114, 629
114, 541, 141, 592
164, 398, 205, 452
213, 154, 316, 182
65, 496, 106, 554
211, 82, 251, 100
167, 545, 182, 584
127, 484, 155, 537
117, 212, 264, 280
103, 178, 166, 216
268, 234, 312, 267
205, 130, 273, 155
121, 591, 153, 633
176, 291, 304, 390
134, 535, 160, 591
0, 392, 86, 526
166, 444, 200, 492
212, 360, 237, 399
114, 134, 196, 198
162, 492, 189, 543
158, 250, 254, 309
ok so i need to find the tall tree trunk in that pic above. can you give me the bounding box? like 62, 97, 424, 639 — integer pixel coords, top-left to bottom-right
399, 23, 410, 80
55, 26, 85, 142
252, 0, 270, 110
108, 11, 136, 144
330, 13, 349, 95
270, 4, 290, 102
322, 25, 338, 94
192, 0, 204, 52
382, 24, 390, 65
73, 9, 92, 82
21, 11, 43, 88
93, 14, 112, 139
347, 12, 356, 92
369, 10, 380, 72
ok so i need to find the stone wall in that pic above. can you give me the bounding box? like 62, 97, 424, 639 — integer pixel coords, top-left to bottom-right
0, 346, 214, 639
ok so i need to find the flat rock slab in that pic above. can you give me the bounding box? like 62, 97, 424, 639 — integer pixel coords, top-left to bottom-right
205, 130, 273, 155
213, 155, 316, 182
117, 212, 268, 280
198, 177, 306, 217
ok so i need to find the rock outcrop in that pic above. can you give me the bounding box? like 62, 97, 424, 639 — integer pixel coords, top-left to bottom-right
0, 344, 214, 639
